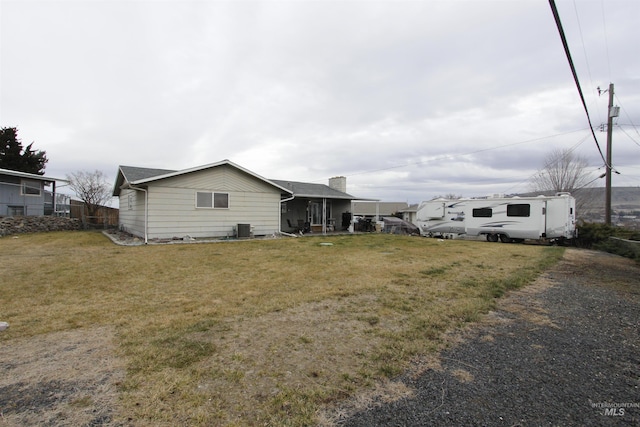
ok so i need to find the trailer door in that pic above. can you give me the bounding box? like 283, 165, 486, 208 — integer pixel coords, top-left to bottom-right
543, 200, 548, 238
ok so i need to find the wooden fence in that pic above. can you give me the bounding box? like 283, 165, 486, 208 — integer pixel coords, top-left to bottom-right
69, 200, 119, 228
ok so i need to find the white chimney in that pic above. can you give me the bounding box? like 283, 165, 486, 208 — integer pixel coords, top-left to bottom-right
329, 176, 346, 193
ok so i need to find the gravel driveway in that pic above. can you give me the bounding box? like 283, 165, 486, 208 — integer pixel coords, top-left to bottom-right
339, 248, 640, 426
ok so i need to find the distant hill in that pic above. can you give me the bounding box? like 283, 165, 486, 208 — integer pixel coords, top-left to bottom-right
518, 187, 640, 210
517, 187, 640, 224
580, 187, 640, 211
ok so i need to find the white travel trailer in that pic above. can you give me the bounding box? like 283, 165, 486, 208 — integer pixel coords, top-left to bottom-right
415, 198, 467, 238
416, 194, 577, 243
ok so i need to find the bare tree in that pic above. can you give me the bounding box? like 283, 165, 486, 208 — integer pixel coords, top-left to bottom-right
66, 170, 113, 221
530, 148, 597, 216
432, 193, 463, 200
530, 148, 593, 193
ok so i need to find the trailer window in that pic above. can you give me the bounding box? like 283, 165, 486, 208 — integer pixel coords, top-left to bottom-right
472, 208, 492, 218
507, 204, 530, 217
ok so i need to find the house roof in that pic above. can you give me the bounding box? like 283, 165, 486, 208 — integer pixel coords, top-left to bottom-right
113, 160, 292, 196
0, 167, 66, 183
118, 166, 176, 183
270, 179, 356, 200
398, 203, 419, 213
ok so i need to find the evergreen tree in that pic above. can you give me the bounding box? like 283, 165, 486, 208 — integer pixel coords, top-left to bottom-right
0, 127, 48, 174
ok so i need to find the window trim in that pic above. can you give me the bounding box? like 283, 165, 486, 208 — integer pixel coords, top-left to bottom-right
195, 191, 230, 209
21, 179, 42, 197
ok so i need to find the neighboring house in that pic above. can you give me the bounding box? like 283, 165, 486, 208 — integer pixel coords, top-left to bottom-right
0, 168, 65, 216
399, 204, 419, 225
113, 160, 292, 242
271, 176, 358, 233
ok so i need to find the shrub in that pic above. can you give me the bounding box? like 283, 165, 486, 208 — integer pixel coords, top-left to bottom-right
594, 238, 640, 262
577, 222, 640, 262
575, 222, 616, 248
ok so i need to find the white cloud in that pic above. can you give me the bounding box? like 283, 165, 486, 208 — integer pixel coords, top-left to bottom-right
1, 0, 639, 203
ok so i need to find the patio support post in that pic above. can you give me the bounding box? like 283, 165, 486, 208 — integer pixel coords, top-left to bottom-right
322, 198, 327, 234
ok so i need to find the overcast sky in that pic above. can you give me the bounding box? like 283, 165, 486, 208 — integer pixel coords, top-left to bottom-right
1, 0, 639, 203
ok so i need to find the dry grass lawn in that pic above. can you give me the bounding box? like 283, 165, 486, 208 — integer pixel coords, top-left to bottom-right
0, 231, 563, 426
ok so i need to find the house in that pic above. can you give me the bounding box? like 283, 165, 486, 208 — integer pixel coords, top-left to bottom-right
271, 176, 357, 234
112, 162, 362, 242
399, 204, 419, 225
0, 168, 65, 216
112, 160, 292, 242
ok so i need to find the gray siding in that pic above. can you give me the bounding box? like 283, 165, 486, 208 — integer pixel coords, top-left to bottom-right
0, 177, 46, 216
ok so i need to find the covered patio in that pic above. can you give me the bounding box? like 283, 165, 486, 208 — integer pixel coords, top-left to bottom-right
271, 178, 357, 235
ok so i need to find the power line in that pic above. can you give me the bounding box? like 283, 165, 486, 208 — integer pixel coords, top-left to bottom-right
572, 0, 604, 125
618, 126, 640, 148
310, 128, 591, 183
499, 134, 591, 194
615, 93, 640, 139
307, 127, 593, 188
548, 0, 609, 168
600, 0, 613, 81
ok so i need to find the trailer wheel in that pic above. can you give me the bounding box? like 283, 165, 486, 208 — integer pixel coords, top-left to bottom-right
499, 234, 512, 243
486, 234, 499, 242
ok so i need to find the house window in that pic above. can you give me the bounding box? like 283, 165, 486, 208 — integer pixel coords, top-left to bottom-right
214, 192, 229, 209
21, 180, 41, 196
196, 191, 229, 209
127, 194, 133, 210
472, 208, 492, 218
507, 204, 530, 217
8, 206, 25, 216
310, 201, 332, 225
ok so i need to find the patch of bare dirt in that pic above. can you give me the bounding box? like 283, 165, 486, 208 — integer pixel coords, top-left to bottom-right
191, 293, 413, 423
0, 326, 125, 426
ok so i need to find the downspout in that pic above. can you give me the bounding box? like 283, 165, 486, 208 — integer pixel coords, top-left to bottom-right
128, 185, 148, 244
349, 200, 354, 233
279, 194, 295, 234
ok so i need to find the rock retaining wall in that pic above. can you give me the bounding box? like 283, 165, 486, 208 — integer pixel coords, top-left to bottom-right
0, 216, 83, 237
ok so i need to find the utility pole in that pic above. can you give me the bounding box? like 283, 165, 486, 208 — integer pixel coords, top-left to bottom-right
599, 83, 618, 225
604, 83, 618, 225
